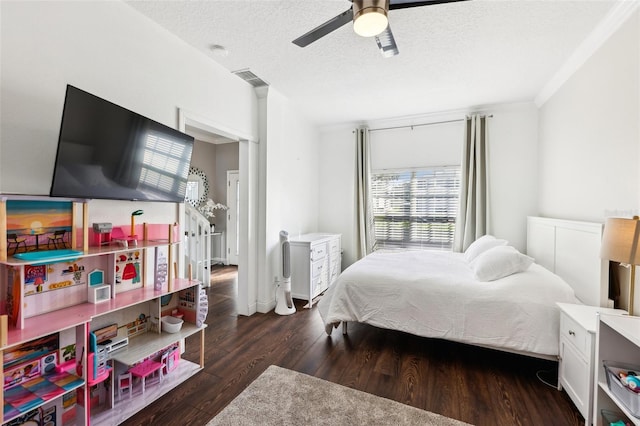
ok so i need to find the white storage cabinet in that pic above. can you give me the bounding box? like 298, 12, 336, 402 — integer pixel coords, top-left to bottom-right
594, 314, 640, 425
289, 233, 341, 308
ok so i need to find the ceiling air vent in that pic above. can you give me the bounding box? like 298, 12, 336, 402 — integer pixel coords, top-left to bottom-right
231, 69, 269, 88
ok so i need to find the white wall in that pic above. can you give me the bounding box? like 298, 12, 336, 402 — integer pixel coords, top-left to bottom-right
318, 104, 539, 268
257, 89, 320, 312
318, 126, 358, 268
370, 121, 463, 170
537, 9, 639, 313
488, 103, 539, 249
538, 10, 640, 222
0, 1, 257, 228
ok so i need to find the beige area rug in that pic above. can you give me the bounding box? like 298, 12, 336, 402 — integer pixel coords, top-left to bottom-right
207, 365, 471, 426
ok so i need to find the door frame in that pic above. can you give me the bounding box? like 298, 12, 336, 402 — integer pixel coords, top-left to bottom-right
226, 170, 239, 265
178, 108, 259, 316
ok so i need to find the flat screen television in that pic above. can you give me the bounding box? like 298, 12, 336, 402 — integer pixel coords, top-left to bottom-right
50, 85, 194, 202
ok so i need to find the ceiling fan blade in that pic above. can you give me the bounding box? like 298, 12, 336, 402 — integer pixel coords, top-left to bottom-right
389, 0, 470, 11
375, 25, 399, 58
292, 8, 354, 47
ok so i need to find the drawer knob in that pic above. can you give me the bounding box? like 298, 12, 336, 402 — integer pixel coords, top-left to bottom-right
568, 330, 575, 336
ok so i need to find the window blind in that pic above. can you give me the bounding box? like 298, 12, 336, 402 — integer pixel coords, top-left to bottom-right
371, 167, 461, 250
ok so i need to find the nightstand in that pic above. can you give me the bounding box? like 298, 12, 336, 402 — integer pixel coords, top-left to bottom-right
556, 303, 626, 425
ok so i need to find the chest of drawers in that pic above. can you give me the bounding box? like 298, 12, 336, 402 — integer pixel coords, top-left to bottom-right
290, 233, 341, 308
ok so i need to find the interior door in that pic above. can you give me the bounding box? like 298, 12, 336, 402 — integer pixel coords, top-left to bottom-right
227, 170, 239, 265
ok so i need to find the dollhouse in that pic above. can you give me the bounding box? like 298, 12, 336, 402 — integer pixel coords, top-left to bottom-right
0, 197, 207, 425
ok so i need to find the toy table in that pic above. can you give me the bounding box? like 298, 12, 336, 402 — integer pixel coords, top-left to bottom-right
128, 359, 163, 394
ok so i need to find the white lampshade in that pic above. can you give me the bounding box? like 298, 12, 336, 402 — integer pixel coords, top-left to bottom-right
353, 0, 389, 38
601, 217, 640, 265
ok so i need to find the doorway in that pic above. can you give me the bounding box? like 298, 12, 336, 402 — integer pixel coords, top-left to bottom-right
179, 109, 258, 316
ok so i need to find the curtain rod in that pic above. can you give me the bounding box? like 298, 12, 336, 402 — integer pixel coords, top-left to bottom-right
368, 115, 493, 133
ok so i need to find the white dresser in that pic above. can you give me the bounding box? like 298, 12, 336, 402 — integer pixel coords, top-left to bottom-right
290, 233, 341, 308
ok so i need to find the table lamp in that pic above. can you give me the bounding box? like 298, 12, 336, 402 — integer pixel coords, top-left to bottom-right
34, 277, 44, 293
601, 216, 640, 315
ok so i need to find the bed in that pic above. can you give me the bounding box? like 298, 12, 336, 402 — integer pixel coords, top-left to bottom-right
317, 216, 609, 360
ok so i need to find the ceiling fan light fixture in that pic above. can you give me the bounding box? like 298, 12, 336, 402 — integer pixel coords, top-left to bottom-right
353, 0, 389, 38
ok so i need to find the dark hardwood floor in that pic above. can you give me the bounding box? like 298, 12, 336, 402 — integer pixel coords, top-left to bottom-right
122, 265, 584, 425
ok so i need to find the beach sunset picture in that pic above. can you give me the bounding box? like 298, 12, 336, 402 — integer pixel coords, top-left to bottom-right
6, 200, 73, 253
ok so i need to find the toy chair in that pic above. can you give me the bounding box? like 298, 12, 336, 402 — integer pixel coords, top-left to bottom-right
48, 230, 68, 249
159, 352, 169, 382
118, 372, 133, 400
7, 233, 27, 254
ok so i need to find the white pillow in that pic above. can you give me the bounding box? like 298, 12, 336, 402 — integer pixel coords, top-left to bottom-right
464, 235, 507, 262
472, 245, 534, 282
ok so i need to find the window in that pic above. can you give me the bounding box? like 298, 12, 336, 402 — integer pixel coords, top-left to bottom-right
371, 167, 461, 250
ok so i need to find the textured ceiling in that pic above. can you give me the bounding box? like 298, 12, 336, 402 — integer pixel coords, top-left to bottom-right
126, 0, 619, 126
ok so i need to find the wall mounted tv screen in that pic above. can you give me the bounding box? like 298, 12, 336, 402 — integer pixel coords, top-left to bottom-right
50, 85, 194, 202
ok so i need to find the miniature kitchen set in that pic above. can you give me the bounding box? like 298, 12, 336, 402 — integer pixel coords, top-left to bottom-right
0, 198, 208, 426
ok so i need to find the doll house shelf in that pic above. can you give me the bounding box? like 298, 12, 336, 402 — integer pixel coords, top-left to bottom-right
0, 198, 207, 426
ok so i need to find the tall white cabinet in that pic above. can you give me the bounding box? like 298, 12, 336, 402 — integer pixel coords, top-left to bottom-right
290, 233, 341, 308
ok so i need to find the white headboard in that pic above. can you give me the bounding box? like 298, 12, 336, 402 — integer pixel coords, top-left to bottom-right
527, 216, 609, 307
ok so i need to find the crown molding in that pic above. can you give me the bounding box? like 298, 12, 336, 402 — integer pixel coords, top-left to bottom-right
535, 1, 639, 107
318, 101, 538, 133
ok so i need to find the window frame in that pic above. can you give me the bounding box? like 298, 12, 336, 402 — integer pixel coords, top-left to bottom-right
371, 165, 461, 251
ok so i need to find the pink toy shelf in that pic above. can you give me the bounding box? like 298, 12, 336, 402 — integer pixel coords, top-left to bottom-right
88, 223, 180, 248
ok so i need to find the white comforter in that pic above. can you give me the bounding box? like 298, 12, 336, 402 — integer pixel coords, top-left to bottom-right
317, 250, 580, 357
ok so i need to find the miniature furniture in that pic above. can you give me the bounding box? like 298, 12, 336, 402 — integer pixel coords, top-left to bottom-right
87, 352, 110, 384
110, 226, 137, 248
159, 352, 169, 382
117, 372, 132, 400
7, 233, 27, 255
28, 229, 45, 251
556, 303, 626, 425
86, 352, 112, 415
47, 229, 68, 249
87, 269, 111, 304
129, 358, 164, 394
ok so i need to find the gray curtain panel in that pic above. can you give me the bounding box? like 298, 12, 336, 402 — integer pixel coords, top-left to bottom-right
453, 115, 489, 253
356, 127, 376, 259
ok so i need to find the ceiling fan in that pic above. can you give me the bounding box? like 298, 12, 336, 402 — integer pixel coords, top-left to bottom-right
292, 0, 469, 58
